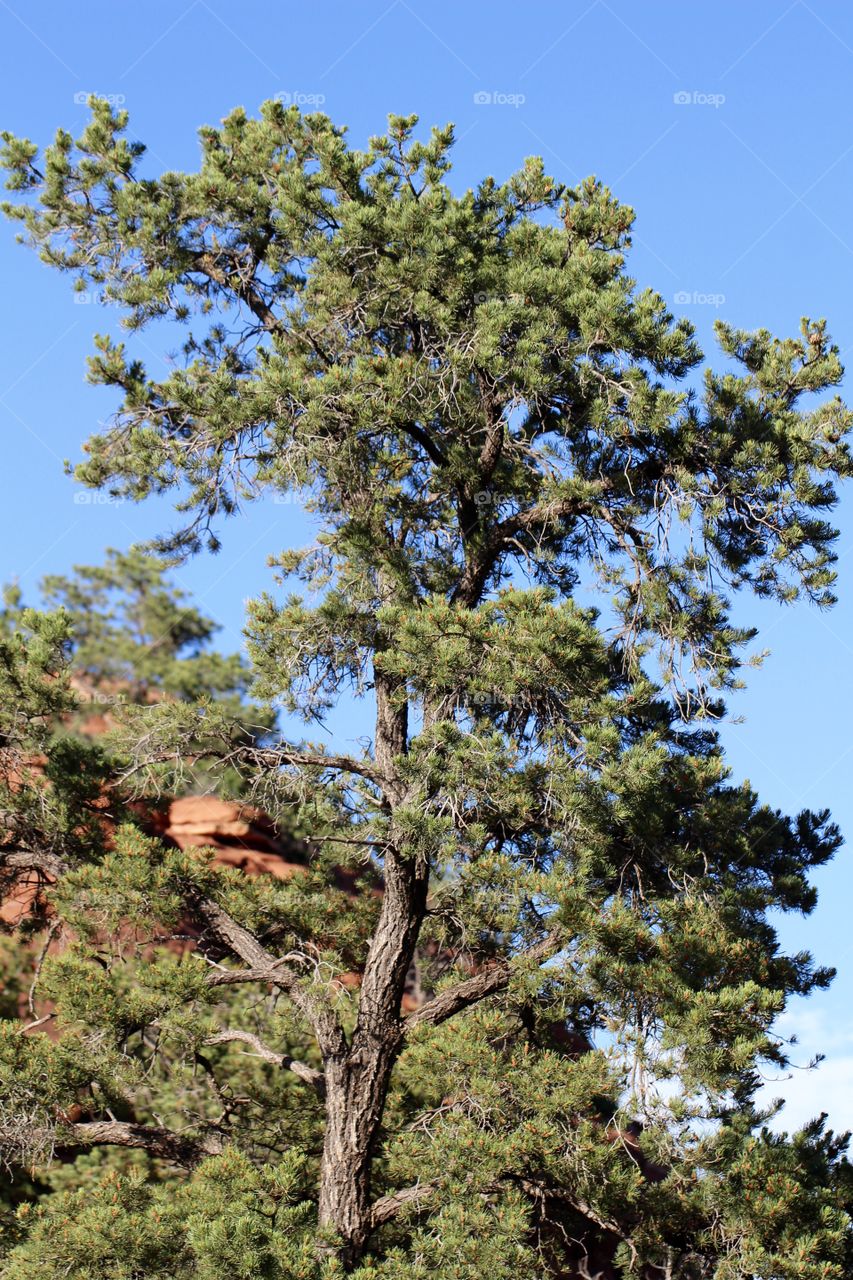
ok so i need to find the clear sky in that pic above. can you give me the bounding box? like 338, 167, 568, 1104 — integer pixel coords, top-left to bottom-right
1, 0, 852, 1132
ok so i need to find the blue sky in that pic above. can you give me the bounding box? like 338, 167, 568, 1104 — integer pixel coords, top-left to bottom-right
1, 0, 852, 1130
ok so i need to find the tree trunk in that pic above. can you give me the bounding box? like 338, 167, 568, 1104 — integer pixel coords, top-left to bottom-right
316, 665, 427, 1266
316, 1054, 380, 1263
317, 857, 428, 1261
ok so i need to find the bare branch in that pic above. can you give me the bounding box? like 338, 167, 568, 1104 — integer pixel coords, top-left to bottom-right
2, 1120, 224, 1168
117, 743, 391, 798
204, 965, 294, 988
0, 848, 68, 879
204, 1028, 325, 1096
368, 1170, 633, 1243
28, 919, 60, 1015
510, 1174, 635, 1245
370, 1179, 435, 1228
191, 892, 348, 1061
404, 932, 562, 1032
192, 249, 282, 335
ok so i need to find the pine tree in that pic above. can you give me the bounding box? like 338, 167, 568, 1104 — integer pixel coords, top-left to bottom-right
1, 548, 274, 787
3, 547, 257, 709
1, 100, 852, 1277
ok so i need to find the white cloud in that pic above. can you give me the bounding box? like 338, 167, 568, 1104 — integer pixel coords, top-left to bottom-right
758, 1004, 853, 1136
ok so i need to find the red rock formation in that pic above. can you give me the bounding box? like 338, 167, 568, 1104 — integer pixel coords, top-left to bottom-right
0, 870, 44, 926
150, 795, 307, 879
0, 792, 308, 925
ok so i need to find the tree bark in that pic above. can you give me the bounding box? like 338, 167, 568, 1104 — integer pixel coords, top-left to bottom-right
316, 664, 428, 1265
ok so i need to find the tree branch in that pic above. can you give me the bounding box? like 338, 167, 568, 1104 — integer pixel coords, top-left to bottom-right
0, 847, 348, 1070
370, 1179, 435, 1228
192, 249, 282, 335
203, 1028, 325, 1097
204, 965, 294, 988
0, 847, 68, 879
226, 744, 391, 791
368, 1171, 633, 1243
399, 420, 449, 468
190, 892, 348, 1061
509, 1174, 635, 1245
18, 1120, 224, 1167
451, 488, 606, 608
117, 743, 391, 800
404, 932, 562, 1032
